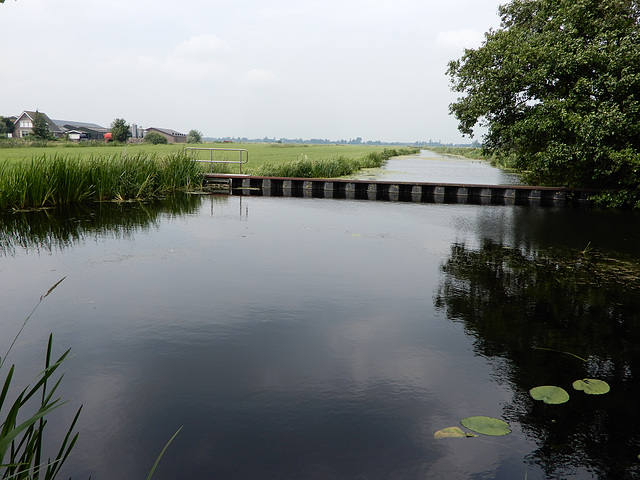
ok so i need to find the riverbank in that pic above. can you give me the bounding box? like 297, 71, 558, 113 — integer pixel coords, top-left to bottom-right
423, 146, 518, 169
0, 152, 202, 210
0, 145, 419, 211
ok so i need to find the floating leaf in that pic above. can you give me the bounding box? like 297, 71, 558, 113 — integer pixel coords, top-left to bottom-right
573, 379, 610, 395
530, 386, 570, 404
460, 416, 511, 436
434, 426, 475, 439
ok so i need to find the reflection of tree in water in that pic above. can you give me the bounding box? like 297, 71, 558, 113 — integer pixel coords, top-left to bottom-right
435, 241, 640, 479
0, 194, 207, 256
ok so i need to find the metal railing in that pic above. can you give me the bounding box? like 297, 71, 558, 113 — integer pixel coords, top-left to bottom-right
186, 147, 249, 174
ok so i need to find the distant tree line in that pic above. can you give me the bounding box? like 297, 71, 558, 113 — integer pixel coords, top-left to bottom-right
204, 136, 476, 148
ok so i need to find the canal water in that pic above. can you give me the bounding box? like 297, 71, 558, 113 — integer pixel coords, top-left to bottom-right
1, 158, 639, 480
352, 149, 522, 185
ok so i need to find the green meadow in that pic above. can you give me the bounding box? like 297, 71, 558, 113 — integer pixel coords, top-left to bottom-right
0, 141, 415, 168
0, 142, 419, 210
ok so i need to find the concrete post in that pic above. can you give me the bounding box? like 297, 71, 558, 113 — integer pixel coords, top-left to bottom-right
388, 184, 400, 202
367, 183, 377, 200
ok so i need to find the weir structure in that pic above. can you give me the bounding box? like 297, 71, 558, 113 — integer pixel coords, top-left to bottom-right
203, 174, 598, 207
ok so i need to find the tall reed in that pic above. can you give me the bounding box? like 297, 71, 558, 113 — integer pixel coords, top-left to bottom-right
0, 278, 81, 480
0, 152, 203, 211
0, 278, 181, 479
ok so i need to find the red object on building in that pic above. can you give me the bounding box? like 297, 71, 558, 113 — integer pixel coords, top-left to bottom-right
104, 132, 113, 142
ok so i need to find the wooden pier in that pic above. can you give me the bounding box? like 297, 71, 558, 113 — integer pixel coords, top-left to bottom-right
203, 174, 599, 207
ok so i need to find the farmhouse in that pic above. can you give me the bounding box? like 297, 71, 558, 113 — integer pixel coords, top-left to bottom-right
10, 110, 187, 143
13, 111, 64, 138
143, 127, 187, 143
11, 110, 111, 141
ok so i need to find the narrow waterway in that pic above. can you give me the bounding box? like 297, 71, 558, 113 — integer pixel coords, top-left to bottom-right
353, 149, 521, 185
1, 156, 639, 480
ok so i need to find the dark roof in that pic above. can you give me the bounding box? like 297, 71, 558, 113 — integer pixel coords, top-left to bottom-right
62, 124, 108, 134
65, 125, 109, 134
53, 119, 107, 130
19, 111, 64, 133
146, 127, 186, 137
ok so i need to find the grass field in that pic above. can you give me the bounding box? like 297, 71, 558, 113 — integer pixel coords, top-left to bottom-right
0, 141, 415, 171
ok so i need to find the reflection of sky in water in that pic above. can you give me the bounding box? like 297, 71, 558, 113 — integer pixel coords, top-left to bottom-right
356, 150, 522, 185
3, 196, 623, 479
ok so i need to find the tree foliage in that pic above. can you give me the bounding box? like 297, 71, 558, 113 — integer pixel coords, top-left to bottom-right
31, 110, 51, 140
0, 117, 14, 136
110, 118, 131, 143
447, 0, 640, 206
186, 129, 203, 144
144, 131, 168, 144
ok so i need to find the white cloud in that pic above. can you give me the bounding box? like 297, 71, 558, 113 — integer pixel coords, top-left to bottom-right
173, 34, 231, 59
136, 55, 230, 84
242, 69, 279, 86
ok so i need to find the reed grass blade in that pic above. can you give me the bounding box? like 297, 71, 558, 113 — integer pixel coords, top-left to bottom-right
145, 426, 183, 480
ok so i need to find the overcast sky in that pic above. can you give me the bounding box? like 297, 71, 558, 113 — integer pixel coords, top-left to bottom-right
1, 0, 504, 143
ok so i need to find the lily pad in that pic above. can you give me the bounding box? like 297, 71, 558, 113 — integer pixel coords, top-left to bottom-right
530, 385, 570, 404
573, 378, 610, 395
433, 426, 476, 439
460, 416, 511, 436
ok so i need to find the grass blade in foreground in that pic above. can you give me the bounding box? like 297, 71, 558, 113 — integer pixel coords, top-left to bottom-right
0, 279, 81, 480
146, 426, 183, 480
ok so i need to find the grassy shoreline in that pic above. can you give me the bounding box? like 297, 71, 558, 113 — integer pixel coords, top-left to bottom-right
240, 147, 417, 178
0, 144, 419, 211
424, 146, 518, 170
424, 146, 486, 160
0, 152, 203, 211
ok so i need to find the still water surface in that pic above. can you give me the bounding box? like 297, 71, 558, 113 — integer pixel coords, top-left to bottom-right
353, 150, 522, 184
1, 163, 639, 480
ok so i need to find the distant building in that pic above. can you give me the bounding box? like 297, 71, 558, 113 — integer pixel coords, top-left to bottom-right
11, 109, 187, 144
13, 111, 64, 138
143, 127, 187, 143
53, 119, 109, 141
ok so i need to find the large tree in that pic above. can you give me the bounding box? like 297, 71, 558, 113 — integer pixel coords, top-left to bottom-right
0, 116, 14, 136
110, 118, 131, 143
186, 129, 203, 144
447, 0, 640, 205
31, 110, 51, 140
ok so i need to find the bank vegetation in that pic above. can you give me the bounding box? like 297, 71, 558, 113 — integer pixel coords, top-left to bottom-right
0, 146, 419, 211
0, 152, 203, 210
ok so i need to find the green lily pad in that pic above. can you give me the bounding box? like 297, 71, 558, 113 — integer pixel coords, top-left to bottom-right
530, 385, 570, 404
460, 416, 511, 436
573, 378, 610, 395
433, 426, 476, 439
